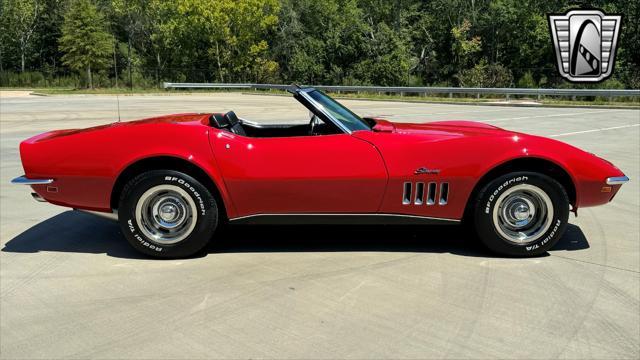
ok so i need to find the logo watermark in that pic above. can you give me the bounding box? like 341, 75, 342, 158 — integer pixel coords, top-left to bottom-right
548, 9, 622, 83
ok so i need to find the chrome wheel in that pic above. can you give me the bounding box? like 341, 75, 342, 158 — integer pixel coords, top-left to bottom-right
492, 184, 554, 245
135, 185, 198, 245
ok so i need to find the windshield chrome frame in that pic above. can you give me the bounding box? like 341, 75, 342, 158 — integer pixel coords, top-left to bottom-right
296, 88, 353, 135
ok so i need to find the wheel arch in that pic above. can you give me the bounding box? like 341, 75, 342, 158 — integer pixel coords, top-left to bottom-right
465, 157, 577, 218
110, 156, 229, 220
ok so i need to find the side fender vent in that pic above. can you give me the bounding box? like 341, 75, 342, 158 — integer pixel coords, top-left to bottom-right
414, 182, 425, 205
402, 181, 449, 206
427, 182, 437, 205
402, 182, 412, 205
439, 183, 449, 205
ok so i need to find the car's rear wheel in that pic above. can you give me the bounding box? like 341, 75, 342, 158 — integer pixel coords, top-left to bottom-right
473, 172, 569, 256
118, 170, 218, 258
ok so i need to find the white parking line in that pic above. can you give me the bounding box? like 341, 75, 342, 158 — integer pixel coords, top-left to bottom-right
487, 109, 625, 123
550, 123, 640, 137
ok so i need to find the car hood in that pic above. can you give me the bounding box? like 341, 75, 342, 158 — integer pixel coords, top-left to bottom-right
370, 119, 513, 139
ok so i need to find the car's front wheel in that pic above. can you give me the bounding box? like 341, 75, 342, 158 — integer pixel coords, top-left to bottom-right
118, 170, 218, 258
473, 172, 569, 256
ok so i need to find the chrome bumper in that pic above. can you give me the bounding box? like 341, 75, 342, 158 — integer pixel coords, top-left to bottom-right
11, 175, 54, 185
606, 176, 630, 185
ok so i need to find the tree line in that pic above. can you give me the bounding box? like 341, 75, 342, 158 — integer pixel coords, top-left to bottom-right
1, 0, 638, 89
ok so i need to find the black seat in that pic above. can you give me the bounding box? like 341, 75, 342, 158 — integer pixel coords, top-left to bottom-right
224, 111, 247, 136
209, 113, 229, 128
209, 111, 246, 136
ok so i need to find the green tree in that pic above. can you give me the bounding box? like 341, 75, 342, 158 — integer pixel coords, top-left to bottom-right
351, 22, 413, 86
1, 0, 41, 72
274, 0, 413, 85
33, 0, 68, 70
1, 0, 639, 89
156, 0, 279, 83
456, 59, 513, 87
517, 71, 537, 88
451, 19, 482, 69
59, 0, 112, 88
0, 1, 7, 72
481, 0, 557, 85
112, 0, 178, 84
608, 0, 640, 88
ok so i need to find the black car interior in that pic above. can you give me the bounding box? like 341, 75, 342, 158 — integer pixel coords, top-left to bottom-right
209, 111, 341, 138
209, 112, 247, 136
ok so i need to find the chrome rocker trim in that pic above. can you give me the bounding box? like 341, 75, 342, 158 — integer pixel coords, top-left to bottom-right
229, 213, 461, 226
606, 176, 630, 185
75, 209, 119, 221
11, 175, 54, 185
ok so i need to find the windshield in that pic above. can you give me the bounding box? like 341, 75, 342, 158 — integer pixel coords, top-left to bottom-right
305, 90, 371, 132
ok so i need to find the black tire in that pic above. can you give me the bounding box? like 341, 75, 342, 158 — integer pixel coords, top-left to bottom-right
118, 170, 218, 258
473, 172, 569, 257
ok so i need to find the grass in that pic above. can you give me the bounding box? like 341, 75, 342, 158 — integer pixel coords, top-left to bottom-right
2, 87, 638, 108
29, 87, 174, 95
327, 91, 494, 103
27, 87, 259, 95
540, 98, 640, 107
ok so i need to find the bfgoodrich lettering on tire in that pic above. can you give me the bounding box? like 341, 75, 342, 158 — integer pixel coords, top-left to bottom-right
473, 172, 569, 256
118, 170, 218, 258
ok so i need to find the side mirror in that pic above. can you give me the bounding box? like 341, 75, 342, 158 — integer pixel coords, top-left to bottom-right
372, 119, 394, 133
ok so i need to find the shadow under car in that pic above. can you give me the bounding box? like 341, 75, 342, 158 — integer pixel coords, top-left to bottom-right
2, 210, 590, 259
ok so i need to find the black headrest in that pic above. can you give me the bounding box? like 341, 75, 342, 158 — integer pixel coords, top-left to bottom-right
224, 111, 240, 126
209, 113, 230, 128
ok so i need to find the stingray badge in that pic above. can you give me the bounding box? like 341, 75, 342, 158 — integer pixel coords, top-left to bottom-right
548, 9, 622, 83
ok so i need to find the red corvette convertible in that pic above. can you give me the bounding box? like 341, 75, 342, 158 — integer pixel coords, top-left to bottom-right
12, 87, 628, 258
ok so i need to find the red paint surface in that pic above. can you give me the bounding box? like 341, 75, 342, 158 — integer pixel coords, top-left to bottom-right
18, 114, 626, 219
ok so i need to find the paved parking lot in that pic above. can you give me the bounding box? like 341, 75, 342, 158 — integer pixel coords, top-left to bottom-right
1, 92, 639, 359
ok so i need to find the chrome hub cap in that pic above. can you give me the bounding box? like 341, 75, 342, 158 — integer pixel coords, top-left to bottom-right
159, 204, 178, 222
135, 185, 197, 244
502, 197, 535, 228
153, 196, 186, 229
492, 184, 553, 244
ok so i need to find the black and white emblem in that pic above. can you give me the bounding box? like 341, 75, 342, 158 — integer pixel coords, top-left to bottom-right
414, 167, 440, 175
548, 9, 621, 83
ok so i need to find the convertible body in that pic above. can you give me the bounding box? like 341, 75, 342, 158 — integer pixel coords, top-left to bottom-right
13, 87, 628, 257
17, 110, 625, 220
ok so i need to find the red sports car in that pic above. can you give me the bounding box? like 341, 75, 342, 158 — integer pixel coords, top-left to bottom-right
12, 87, 629, 258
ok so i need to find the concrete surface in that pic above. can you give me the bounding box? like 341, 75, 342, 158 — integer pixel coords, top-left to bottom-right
0, 92, 639, 359
0, 91, 32, 98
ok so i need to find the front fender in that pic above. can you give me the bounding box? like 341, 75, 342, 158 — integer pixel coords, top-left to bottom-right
471, 134, 626, 209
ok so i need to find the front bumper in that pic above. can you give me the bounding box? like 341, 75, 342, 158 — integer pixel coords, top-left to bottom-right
606, 176, 630, 185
